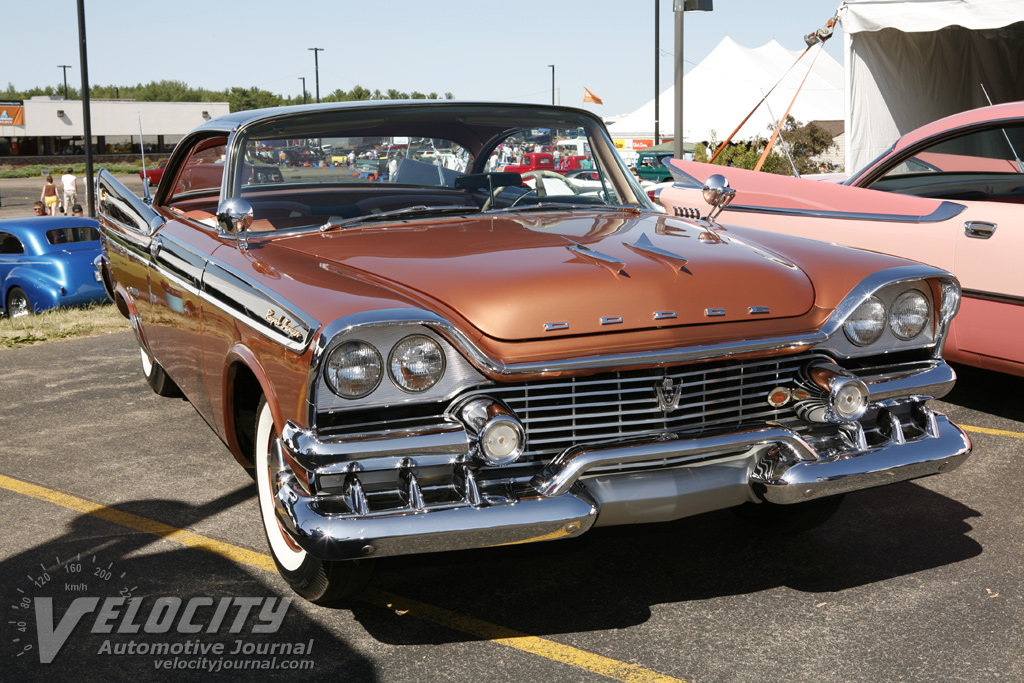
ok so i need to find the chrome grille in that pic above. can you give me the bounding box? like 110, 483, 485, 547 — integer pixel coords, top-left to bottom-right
317, 353, 821, 460
465, 353, 819, 459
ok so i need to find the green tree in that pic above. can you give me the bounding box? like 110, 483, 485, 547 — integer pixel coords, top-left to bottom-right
227, 87, 285, 112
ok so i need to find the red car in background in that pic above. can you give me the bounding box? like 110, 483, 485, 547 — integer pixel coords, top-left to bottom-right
139, 159, 169, 186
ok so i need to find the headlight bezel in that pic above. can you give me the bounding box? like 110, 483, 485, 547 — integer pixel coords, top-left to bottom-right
820, 271, 956, 360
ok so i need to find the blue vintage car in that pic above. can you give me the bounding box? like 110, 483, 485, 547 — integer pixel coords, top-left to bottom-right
0, 216, 108, 318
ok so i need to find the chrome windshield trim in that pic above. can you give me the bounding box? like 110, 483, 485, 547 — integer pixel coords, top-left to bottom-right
723, 200, 966, 224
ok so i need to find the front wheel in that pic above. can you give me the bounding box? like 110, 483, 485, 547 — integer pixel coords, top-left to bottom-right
254, 398, 374, 603
139, 347, 181, 397
5, 287, 31, 319
731, 494, 845, 535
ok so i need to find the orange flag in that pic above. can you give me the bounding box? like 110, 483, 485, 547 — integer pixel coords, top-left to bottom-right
583, 88, 603, 105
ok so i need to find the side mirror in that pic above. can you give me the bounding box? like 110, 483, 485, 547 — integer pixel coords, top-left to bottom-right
216, 198, 254, 252
701, 174, 736, 221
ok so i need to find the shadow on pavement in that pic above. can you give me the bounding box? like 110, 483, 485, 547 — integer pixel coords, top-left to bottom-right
943, 363, 1024, 422
1, 491, 376, 683
351, 480, 980, 645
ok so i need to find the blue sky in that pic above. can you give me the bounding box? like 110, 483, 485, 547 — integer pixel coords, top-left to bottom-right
5, 0, 845, 116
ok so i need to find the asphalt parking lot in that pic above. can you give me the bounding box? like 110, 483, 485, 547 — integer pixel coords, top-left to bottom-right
1, 329, 1022, 682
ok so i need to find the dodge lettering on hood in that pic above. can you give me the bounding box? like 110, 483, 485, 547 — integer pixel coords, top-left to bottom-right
95, 101, 971, 603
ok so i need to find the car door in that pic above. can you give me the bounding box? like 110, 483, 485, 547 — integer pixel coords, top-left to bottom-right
860, 123, 1024, 371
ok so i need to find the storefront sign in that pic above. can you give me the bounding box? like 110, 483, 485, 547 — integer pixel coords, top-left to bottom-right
0, 100, 25, 126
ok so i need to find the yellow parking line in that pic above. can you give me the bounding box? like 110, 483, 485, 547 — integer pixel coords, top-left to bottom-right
0, 473, 689, 683
960, 424, 1024, 440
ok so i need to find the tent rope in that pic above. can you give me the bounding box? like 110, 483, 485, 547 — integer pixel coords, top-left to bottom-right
707, 45, 813, 163
753, 43, 824, 172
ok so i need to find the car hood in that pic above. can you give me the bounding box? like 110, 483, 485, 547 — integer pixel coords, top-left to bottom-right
271, 211, 815, 341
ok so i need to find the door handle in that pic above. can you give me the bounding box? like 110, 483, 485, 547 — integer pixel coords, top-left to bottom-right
964, 221, 997, 239
149, 236, 163, 258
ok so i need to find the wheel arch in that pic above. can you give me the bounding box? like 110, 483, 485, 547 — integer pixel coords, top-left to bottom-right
223, 344, 282, 469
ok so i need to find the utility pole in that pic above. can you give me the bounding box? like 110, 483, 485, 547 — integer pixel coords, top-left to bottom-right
298, 76, 306, 104
654, 0, 659, 144
308, 48, 324, 103
57, 65, 72, 99
548, 65, 555, 105
76, 0, 94, 217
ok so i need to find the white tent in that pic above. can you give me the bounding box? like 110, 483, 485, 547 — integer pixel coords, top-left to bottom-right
839, 0, 1024, 171
607, 37, 844, 151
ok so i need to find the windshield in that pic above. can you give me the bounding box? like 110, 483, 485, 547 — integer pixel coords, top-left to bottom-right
230, 104, 650, 233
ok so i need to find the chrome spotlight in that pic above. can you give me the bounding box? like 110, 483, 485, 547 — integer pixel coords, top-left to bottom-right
456, 397, 526, 466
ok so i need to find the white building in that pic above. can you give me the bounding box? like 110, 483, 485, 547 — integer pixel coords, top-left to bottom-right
0, 96, 230, 157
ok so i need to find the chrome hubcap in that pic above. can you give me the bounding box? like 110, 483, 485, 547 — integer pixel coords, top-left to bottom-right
8, 294, 29, 318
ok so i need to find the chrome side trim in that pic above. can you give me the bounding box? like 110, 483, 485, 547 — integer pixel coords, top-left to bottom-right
203, 260, 318, 352
723, 200, 966, 224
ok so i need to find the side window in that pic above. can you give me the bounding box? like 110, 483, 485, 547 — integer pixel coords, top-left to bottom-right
0, 231, 25, 254
871, 124, 1024, 201
165, 136, 228, 207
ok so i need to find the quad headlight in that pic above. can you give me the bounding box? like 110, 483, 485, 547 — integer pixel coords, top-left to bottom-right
389, 335, 446, 393
843, 296, 886, 346
843, 288, 933, 347
324, 333, 448, 398
889, 290, 929, 340
325, 340, 383, 398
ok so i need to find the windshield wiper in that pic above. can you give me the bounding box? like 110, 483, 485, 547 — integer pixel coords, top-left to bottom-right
485, 202, 642, 215
320, 205, 479, 232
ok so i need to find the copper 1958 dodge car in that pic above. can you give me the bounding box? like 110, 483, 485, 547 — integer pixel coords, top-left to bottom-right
659, 101, 1024, 377
94, 101, 972, 604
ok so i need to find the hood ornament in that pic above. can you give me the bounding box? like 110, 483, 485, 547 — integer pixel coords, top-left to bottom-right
623, 232, 689, 272
565, 241, 626, 276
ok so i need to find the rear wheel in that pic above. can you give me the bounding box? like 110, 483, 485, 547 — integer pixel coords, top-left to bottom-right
139, 347, 181, 397
5, 287, 31, 319
254, 398, 373, 603
731, 495, 845, 535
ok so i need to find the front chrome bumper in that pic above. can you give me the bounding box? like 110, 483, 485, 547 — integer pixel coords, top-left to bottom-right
272, 402, 971, 561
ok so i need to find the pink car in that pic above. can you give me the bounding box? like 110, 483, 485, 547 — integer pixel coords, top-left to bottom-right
660, 101, 1024, 377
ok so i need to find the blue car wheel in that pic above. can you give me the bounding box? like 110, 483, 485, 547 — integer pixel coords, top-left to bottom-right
5, 287, 31, 319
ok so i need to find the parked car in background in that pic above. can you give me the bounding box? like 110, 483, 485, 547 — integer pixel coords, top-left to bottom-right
139, 159, 169, 187
0, 216, 107, 318
636, 149, 674, 182
659, 101, 1024, 377
95, 100, 970, 604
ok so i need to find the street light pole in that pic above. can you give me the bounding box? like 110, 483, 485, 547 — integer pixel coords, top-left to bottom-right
298, 76, 306, 104
654, 0, 660, 145
57, 65, 72, 99
673, 0, 713, 160
308, 47, 323, 103
548, 65, 555, 105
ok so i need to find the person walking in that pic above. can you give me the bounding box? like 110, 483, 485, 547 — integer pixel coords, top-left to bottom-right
60, 167, 78, 215
40, 176, 60, 215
